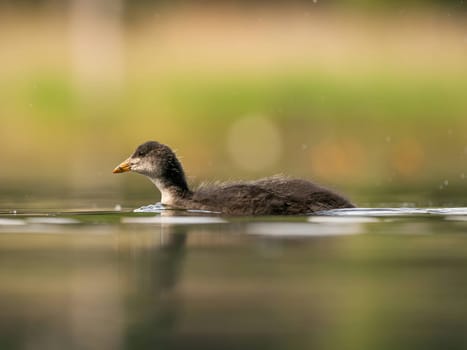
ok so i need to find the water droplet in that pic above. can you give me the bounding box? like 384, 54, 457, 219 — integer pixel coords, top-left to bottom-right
444, 180, 449, 186
114, 204, 122, 211
385, 136, 392, 143
313, 0, 318, 3
461, 173, 465, 179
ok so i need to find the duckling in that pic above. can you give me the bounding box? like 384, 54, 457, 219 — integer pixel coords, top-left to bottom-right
113, 141, 355, 215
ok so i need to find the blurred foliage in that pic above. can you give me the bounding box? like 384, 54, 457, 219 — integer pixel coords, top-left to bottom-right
0, 0, 466, 19
2, 69, 466, 198
1, 0, 465, 8
0, 2, 466, 205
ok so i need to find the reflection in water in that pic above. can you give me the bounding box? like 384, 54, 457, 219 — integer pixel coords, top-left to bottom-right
1, 210, 467, 349
124, 225, 187, 349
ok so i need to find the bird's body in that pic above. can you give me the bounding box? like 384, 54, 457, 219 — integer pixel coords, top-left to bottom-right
113, 141, 355, 215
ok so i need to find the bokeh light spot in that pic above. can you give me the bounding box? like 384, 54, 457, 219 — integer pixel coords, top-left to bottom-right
310, 138, 366, 181
391, 138, 425, 177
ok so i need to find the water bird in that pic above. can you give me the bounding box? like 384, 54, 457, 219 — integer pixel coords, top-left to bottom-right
113, 141, 355, 215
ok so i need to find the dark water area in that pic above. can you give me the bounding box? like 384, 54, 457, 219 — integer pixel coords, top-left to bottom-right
1, 201, 467, 350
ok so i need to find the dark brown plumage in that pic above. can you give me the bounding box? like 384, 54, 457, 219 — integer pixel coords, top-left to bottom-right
113, 141, 355, 215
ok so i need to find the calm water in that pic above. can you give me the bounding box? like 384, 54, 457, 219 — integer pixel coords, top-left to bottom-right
1, 203, 467, 350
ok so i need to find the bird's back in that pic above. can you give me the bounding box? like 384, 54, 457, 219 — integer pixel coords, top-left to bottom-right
190, 176, 354, 215
252, 176, 354, 211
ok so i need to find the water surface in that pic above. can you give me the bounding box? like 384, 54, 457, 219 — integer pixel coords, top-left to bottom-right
1, 205, 467, 350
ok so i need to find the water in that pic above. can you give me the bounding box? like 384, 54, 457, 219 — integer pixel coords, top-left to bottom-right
1, 205, 467, 350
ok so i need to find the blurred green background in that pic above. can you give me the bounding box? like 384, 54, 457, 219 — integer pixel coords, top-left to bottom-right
1, 0, 466, 206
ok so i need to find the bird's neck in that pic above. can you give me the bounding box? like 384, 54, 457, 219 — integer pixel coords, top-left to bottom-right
149, 177, 192, 206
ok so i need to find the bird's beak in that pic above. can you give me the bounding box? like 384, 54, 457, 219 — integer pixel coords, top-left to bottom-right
113, 158, 131, 174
